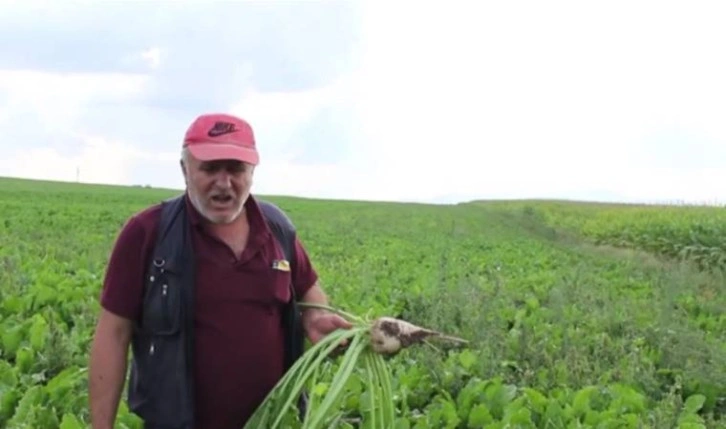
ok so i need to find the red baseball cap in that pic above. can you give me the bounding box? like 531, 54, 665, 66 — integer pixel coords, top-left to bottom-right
182, 113, 259, 165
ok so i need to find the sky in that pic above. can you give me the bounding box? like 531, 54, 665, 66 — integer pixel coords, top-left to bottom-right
1, 0, 725, 205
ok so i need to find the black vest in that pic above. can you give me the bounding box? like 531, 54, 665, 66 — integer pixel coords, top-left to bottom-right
126, 194, 305, 428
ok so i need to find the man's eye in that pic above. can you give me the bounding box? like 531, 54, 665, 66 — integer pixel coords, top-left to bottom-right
201, 164, 221, 172
201, 161, 245, 173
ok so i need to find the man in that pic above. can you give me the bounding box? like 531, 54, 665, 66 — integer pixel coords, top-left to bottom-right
88, 113, 352, 429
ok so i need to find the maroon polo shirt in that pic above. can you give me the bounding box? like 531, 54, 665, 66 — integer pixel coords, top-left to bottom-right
99, 193, 318, 429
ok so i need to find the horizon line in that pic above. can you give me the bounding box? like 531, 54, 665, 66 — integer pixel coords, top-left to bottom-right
1, 175, 725, 208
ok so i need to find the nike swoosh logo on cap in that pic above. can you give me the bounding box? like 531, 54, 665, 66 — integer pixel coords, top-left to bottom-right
207, 121, 238, 137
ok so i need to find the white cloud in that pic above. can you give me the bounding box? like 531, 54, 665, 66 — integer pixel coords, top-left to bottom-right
228, 71, 363, 163
343, 0, 726, 203
0, 134, 176, 186
0, 70, 148, 101
3, 1, 726, 205
141, 47, 161, 70
0, 69, 164, 186
0, 69, 149, 133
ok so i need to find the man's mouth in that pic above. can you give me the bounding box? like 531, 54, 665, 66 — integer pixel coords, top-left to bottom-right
211, 194, 233, 204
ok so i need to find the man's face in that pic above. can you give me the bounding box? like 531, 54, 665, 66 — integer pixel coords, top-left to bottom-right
182, 152, 254, 224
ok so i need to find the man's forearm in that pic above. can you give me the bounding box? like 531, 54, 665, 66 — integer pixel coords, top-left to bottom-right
300, 282, 334, 325
299, 281, 353, 346
88, 327, 130, 428
301, 282, 328, 307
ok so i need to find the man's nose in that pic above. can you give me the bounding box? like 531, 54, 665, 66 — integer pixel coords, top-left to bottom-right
214, 172, 232, 188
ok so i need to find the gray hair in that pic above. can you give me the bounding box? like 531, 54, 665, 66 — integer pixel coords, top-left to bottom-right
181, 147, 190, 164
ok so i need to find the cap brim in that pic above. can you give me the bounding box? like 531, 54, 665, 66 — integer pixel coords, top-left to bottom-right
186, 143, 259, 165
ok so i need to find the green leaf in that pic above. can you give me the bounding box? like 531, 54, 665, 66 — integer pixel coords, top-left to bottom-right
456, 378, 488, 420
1, 326, 23, 359
678, 424, 707, 429
683, 394, 706, 414
0, 360, 18, 390
503, 400, 533, 426
523, 387, 548, 414
45, 367, 85, 406
0, 388, 21, 424
484, 381, 517, 419
572, 386, 596, 417
5, 385, 45, 427
457, 350, 477, 371
395, 417, 411, 429
28, 314, 49, 352
543, 401, 565, 428
467, 403, 493, 427
312, 382, 328, 397
14, 348, 33, 374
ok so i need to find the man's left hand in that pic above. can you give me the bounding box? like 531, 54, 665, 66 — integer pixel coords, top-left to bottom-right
302, 310, 353, 345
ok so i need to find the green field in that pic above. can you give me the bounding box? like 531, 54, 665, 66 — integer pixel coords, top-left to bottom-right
1, 177, 724, 428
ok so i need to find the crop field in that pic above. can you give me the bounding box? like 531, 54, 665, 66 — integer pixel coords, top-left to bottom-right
482, 200, 726, 275
0, 177, 724, 428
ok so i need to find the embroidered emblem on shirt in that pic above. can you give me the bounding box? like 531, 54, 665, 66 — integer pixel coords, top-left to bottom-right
272, 259, 290, 272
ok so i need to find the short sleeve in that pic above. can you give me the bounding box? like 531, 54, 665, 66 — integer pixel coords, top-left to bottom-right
291, 236, 319, 298
99, 215, 149, 321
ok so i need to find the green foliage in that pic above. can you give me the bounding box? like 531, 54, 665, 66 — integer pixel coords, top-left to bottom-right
487, 200, 726, 274
0, 178, 724, 428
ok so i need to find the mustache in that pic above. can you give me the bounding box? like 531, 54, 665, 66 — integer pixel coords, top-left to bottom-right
209, 193, 236, 202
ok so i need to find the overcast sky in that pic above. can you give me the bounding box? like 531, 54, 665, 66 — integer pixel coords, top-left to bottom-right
1, 1, 725, 204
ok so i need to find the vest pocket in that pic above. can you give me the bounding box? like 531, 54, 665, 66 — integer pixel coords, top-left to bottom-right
140, 260, 182, 336
130, 261, 188, 423
128, 334, 189, 423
